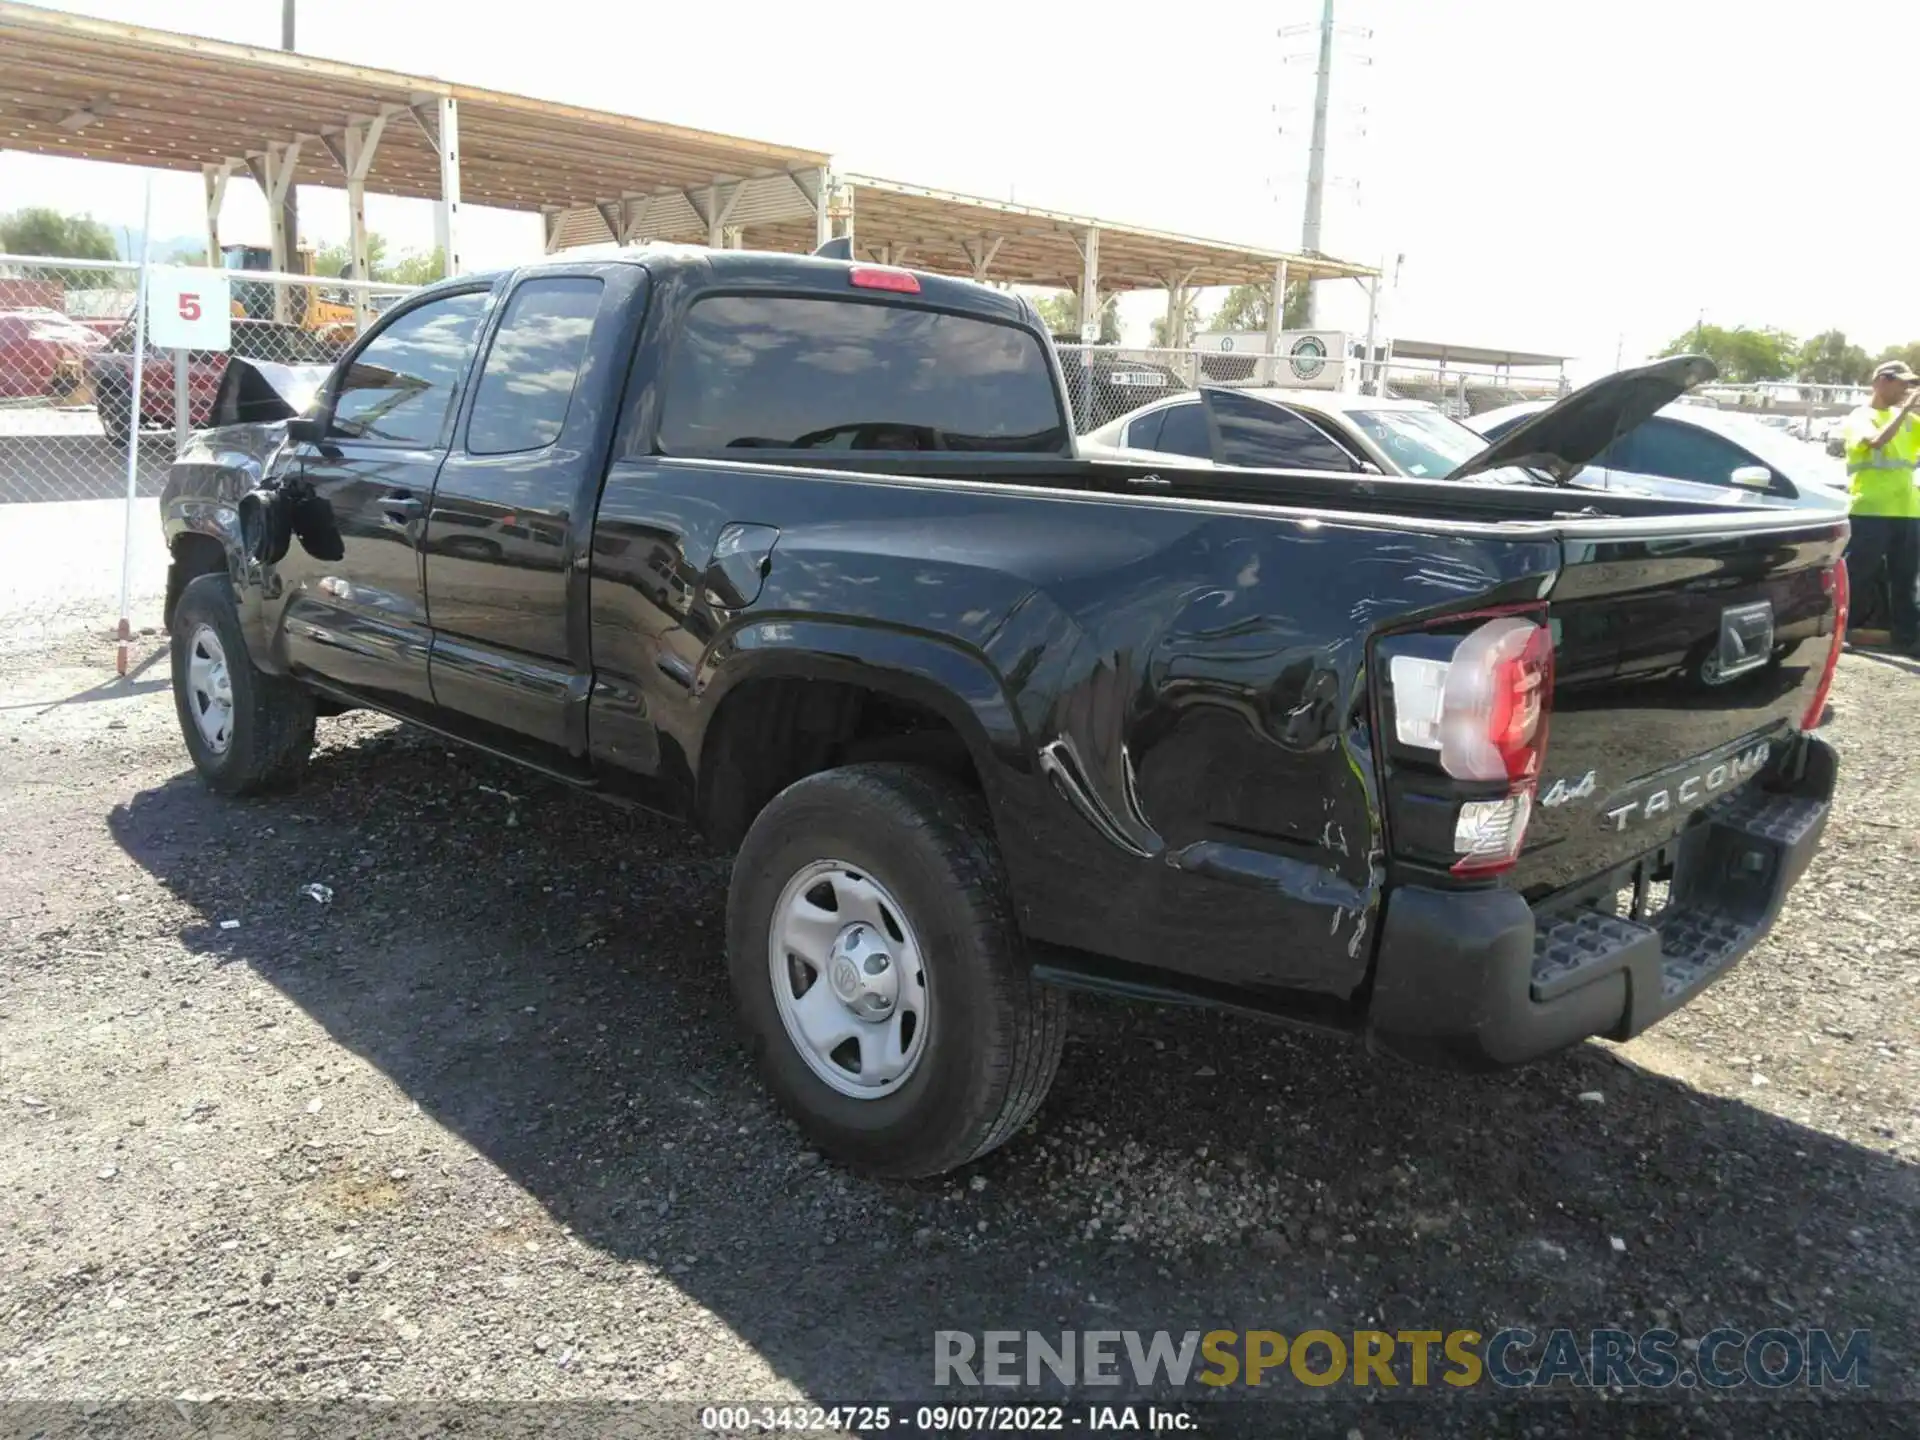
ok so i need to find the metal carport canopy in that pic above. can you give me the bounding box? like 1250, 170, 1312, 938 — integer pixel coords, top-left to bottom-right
1385, 338, 1570, 368
556, 174, 1380, 292
774, 176, 1377, 291
0, 0, 832, 270
0, 0, 1376, 331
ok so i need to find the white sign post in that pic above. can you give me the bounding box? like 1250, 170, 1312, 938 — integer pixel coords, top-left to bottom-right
116, 183, 154, 678
150, 265, 232, 451
120, 263, 231, 674
149, 264, 232, 453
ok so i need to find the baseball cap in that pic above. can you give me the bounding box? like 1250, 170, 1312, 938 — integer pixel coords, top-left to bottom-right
1874, 360, 1918, 382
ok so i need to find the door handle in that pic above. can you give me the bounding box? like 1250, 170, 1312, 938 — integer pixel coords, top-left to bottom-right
381, 494, 424, 523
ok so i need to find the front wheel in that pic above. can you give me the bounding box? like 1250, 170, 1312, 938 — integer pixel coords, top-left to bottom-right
170, 573, 316, 795
727, 764, 1066, 1178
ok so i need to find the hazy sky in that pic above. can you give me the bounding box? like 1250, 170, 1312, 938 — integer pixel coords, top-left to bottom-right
0, 0, 1902, 373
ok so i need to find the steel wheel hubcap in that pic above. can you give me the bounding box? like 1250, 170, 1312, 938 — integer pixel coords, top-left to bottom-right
768, 860, 929, 1100
185, 624, 235, 754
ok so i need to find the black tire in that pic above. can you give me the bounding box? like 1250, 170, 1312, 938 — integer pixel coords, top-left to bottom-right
170, 573, 316, 796
727, 763, 1066, 1178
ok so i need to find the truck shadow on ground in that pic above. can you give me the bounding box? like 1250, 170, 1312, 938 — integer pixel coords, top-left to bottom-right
107, 719, 1917, 1424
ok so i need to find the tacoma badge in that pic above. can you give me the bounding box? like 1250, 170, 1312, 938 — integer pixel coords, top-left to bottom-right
1599, 742, 1771, 832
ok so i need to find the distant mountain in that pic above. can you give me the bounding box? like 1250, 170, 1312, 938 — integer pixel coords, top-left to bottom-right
116, 231, 212, 264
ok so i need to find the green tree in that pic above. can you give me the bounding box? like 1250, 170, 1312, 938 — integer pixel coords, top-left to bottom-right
313, 232, 392, 280
1799, 330, 1872, 386
309, 232, 442, 285
1207, 279, 1312, 336
1033, 289, 1119, 343
1728, 327, 1797, 382
0, 207, 117, 262
1150, 295, 1201, 347
1, 208, 120, 288
1660, 323, 1797, 383
386, 247, 447, 287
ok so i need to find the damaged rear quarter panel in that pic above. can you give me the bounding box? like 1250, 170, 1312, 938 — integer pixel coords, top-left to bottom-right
1005, 513, 1558, 1001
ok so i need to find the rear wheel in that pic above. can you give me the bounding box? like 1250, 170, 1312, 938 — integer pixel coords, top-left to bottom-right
727, 764, 1066, 1178
170, 573, 315, 795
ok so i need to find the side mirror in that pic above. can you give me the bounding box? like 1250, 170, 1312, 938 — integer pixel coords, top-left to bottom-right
1729, 464, 1773, 489
286, 413, 328, 446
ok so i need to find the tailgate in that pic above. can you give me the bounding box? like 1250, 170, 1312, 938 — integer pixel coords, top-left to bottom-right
1513, 516, 1847, 900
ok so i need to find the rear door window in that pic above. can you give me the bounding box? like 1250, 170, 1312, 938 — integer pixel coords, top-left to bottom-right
1207, 389, 1358, 471
465, 277, 603, 455
1123, 405, 1169, 450
655, 295, 1068, 454
1148, 400, 1213, 459
1611, 417, 1756, 486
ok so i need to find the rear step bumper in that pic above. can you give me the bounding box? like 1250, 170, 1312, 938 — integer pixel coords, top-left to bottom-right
1364, 736, 1836, 1070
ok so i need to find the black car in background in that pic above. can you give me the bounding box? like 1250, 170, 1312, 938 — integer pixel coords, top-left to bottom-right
1050, 339, 1186, 432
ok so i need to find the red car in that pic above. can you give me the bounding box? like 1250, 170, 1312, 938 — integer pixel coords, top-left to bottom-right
0, 309, 106, 398
83, 317, 343, 444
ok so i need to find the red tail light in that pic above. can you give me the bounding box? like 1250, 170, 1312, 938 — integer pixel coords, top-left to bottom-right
849, 266, 920, 294
1387, 608, 1554, 876
1800, 559, 1847, 731
1447, 616, 1554, 784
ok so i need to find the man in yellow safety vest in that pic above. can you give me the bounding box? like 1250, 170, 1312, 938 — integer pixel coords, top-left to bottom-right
1842, 360, 1920, 649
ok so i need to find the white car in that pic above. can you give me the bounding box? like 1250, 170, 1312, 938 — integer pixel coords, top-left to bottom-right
1078, 363, 1846, 511
1468, 400, 1850, 505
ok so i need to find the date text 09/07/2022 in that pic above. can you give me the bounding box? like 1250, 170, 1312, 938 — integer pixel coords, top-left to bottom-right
700, 1405, 1192, 1432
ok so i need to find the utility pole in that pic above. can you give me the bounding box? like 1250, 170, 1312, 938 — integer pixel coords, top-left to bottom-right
1300, 0, 1335, 324
280, 0, 297, 271
1302, 0, 1334, 257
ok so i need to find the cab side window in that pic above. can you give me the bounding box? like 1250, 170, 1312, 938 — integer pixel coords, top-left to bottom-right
330, 290, 490, 447
465, 278, 603, 456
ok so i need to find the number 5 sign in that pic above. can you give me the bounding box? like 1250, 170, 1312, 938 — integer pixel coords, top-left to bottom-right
148, 265, 232, 351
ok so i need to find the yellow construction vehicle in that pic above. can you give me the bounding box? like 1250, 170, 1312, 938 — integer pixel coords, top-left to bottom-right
220, 243, 360, 347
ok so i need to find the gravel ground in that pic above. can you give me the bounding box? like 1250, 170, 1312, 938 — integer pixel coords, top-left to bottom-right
1, 566, 1917, 1438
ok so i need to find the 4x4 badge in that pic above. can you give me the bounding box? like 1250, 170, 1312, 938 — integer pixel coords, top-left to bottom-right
1540, 771, 1597, 808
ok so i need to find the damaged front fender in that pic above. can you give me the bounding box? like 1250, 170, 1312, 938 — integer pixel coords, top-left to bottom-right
160, 407, 306, 669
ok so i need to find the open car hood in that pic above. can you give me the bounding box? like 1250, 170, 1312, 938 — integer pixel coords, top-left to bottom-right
1445, 354, 1719, 484
208, 357, 332, 429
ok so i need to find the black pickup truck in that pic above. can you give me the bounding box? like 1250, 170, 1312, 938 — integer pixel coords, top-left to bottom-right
158, 249, 1846, 1178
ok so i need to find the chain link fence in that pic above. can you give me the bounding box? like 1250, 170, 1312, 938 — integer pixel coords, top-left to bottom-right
1055, 344, 1293, 434
0, 254, 413, 505
1681, 383, 1867, 451
1372, 362, 1567, 419
1054, 344, 1575, 434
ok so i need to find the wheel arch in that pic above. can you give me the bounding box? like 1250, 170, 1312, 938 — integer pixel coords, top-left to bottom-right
164, 524, 235, 632
692, 620, 1026, 852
